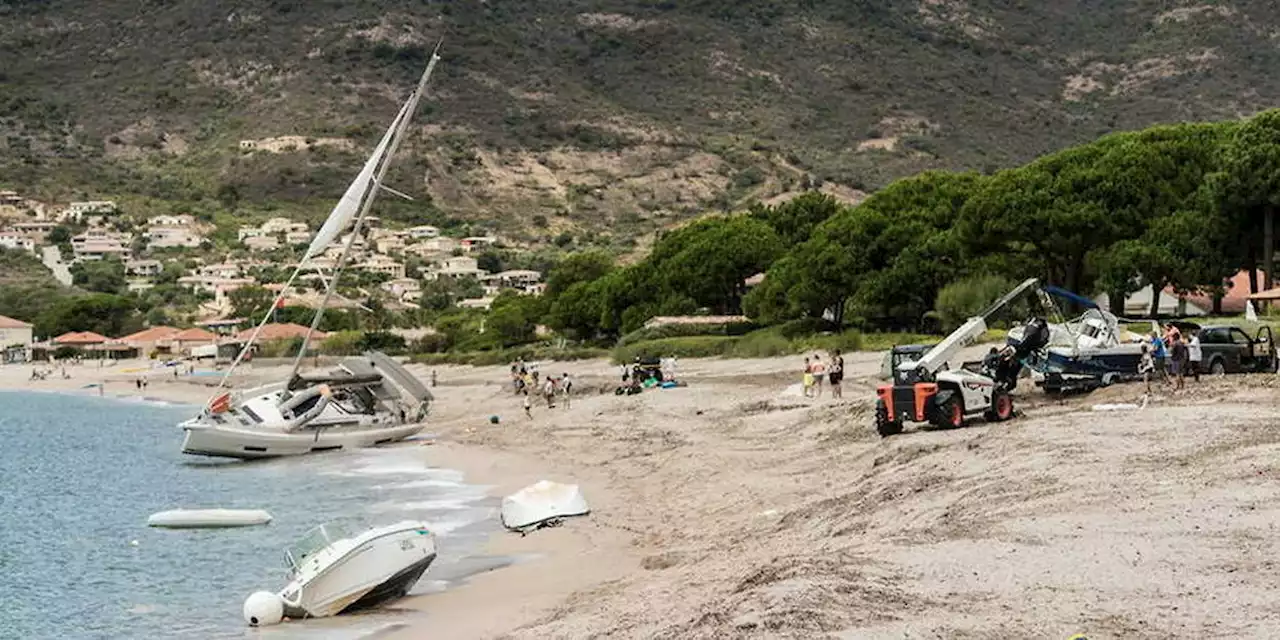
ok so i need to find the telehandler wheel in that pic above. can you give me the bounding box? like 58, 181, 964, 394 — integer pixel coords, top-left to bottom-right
932, 395, 965, 429
984, 389, 1014, 422
875, 399, 903, 438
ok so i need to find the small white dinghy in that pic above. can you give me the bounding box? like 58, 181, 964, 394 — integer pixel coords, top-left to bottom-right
501, 480, 590, 532
147, 509, 273, 529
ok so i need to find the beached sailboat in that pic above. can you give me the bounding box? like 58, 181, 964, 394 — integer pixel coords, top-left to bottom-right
180, 47, 442, 459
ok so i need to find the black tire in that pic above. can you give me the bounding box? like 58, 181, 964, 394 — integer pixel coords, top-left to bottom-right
1210, 358, 1226, 376
932, 394, 965, 429
984, 389, 1014, 423
875, 399, 903, 438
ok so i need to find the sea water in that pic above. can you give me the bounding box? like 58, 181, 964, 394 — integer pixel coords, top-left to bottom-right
0, 391, 497, 639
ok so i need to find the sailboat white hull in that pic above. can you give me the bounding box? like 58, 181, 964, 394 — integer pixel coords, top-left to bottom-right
281, 523, 437, 618
181, 421, 425, 459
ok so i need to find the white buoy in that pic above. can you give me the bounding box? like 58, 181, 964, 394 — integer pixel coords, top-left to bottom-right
243, 591, 284, 627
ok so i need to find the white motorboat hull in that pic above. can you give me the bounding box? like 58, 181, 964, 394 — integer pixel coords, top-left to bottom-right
148, 508, 272, 528
281, 523, 436, 619
181, 421, 425, 459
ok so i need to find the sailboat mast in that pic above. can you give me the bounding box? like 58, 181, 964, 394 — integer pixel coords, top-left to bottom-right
287, 46, 442, 378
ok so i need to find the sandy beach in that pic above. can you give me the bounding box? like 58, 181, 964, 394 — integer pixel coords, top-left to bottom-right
7, 351, 1280, 638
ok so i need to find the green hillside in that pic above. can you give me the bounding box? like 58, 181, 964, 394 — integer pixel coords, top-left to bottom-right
2, 1, 1278, 243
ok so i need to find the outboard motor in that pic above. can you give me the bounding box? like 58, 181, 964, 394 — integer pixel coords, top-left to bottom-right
1011, 317, 1051, 360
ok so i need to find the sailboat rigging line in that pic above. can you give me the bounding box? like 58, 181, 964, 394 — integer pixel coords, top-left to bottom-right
288, 48, 442, 380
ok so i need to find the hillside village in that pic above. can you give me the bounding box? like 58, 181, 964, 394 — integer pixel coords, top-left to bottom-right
0, 187, 548, 361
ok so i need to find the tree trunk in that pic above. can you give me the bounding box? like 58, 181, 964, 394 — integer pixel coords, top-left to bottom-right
1264, 207, 1276, 312
1149, 280, 1164, 319
1213, 293, 1223, 315
1248, 253, 1259, 295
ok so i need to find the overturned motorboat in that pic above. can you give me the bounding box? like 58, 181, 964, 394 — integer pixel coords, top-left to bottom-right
180, 352, 431, 459
501, 480, 590, 533
243, 520, 436, 626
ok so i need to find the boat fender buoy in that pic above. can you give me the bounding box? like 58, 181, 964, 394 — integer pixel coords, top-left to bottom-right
243, 591, 284, 627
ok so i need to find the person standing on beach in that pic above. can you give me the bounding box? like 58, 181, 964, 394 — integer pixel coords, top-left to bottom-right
542, 376, 557, 408
802, 356, 813, 397
811, 353, 827, 398
1170, 334, 1188, 391
1150, 332, 1169, 385
829, 349, 844, 399
523, 390, 533, 419
561, 373, 573, 409
1188, 330, 1202, 382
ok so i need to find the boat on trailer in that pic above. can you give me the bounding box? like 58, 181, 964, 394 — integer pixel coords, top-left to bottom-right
1007, 285, 1158, 392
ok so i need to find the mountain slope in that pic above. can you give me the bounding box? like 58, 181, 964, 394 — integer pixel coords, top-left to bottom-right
2, 1, 1278, 243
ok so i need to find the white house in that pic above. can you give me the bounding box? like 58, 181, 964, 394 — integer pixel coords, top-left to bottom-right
484, 269, 543, 293
0, 314, 33, 363
0, 231, 35, 253
198, 262, 242, 279
261, 217, 308, 235
380, 277, 422, 302
146, 214, 195, 227
376, 236, 406, 254
244, 235, 280, 251
62, 201, 118, 222
406, 225, 440, 239
435, 256, 485, 279
125, 259, 163, 277
71, 229, 131, 261
145, 225, 203, 248
358, 255, 407, 279
460, 236, 497, 252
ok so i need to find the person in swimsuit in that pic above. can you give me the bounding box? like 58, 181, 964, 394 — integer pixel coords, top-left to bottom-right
810, 354, 826, 398
828, 349, 844, 399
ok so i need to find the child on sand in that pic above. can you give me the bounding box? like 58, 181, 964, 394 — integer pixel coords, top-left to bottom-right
561, 373, 573, 409
523, 390, 533, 419
1139, 342, 1155, 394
811, 354, 826, 398
802, 357, 814, 397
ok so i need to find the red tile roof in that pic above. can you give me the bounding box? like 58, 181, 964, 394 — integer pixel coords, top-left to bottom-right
118, 326, 180, 344
0, 314, 32, 329
171, 327, 218, 342
235, 322, 328, 342
53, 331, 109, 345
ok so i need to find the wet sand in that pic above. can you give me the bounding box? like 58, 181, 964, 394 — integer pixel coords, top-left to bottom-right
6, 351, 1280, 638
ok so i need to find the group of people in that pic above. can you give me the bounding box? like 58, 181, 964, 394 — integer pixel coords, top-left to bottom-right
1139, 323, 1201, 392
511, 360, 574, 418
801, 350, 845, 399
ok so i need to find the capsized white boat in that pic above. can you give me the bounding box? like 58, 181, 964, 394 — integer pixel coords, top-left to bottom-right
243, 520, 437, 626
501, 480, 590, 532
180, 352, 432, 459
147, 508, 272, 528
180, 45, 442, 460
